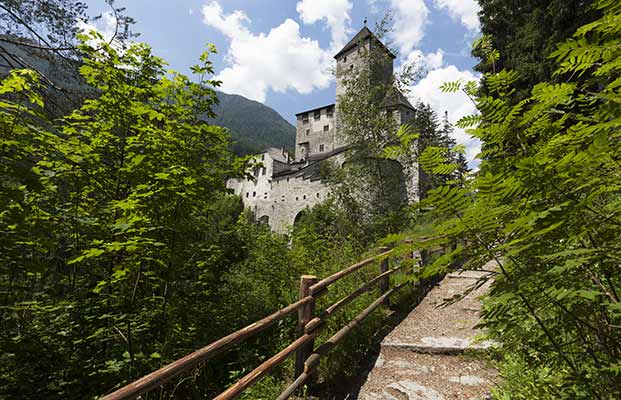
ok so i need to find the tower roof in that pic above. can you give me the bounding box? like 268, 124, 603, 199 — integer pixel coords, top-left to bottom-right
333, 26, 396, 60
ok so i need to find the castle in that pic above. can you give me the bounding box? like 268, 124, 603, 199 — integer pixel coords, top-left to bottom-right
226, 27, 419, 233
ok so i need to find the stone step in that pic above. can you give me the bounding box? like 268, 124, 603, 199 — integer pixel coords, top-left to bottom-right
356, 348, 496, 400
381, 336, 495, 354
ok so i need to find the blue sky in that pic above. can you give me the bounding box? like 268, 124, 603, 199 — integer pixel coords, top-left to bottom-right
84, 0, 482, 164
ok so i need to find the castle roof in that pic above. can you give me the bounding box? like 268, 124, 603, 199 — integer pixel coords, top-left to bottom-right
295, 103, 335, 117
262, 147, 290, 163
384, 89, 415, 111
333, 26, 396, 60
272, 146, 350, 180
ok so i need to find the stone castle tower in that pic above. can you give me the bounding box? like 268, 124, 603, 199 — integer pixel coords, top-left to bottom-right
227, 26, 419, 233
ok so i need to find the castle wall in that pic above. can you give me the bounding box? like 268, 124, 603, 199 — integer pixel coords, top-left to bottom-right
258, 174, 330, 233
226, 27, 420, 234
393, 105, 420, 203
226, 152, 277, 209
295, 105, 336, 161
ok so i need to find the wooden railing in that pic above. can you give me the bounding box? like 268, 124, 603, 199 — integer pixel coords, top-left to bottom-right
102, 244, 436, 400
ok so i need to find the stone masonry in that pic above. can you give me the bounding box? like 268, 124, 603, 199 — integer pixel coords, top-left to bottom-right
226, 26, 419, 233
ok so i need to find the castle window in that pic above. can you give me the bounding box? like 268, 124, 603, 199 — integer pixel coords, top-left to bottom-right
302, 113, 309, 123
296, 196, 299, 201
343, 56, 347, 62
306, 128, 310, 136
261, 154, 265, 160
303, 195, 306, 200
287, 178, 290, 182
253, 191, 256, 197
316, 193, 320, 198
323, 125, 329, 132
262, 167, 266, 176
350, 64, 354, 70
246, 192, 249, 198
327, 107, 334, 117
319, 144, 325, 152
314, 110, 321, 120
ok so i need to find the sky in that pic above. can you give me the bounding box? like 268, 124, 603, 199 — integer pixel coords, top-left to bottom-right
83, 0, 482, 165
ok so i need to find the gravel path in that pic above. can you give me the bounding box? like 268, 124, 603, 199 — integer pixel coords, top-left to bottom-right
354, 262, 499, 400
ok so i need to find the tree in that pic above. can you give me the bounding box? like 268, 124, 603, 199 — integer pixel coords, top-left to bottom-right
0, 0, 136, 116
395, 0, 621, 397
330, 18, 421, 237
0, 32, 253, 398
474, 0, 599, 102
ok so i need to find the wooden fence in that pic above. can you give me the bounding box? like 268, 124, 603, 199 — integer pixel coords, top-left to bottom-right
102, 243, 437, 400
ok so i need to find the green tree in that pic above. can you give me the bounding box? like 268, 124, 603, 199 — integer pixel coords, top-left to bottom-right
394, 0, 621, 398
475, 0, 599, 102
0, 32, 252, 398
331, 19, 420, 238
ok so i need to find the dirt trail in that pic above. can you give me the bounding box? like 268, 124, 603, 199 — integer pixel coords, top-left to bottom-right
354, 262, 499, 400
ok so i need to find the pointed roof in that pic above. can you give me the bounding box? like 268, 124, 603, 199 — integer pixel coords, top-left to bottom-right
384, 89, 415, 111
333, 26, 396, 60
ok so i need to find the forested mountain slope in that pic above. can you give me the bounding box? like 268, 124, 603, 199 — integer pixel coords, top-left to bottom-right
0, 39, 295, 157
212, 91, 295, 156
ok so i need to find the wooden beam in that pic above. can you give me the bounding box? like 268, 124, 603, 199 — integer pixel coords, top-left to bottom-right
295, 275, 317, 377
102, 296, 314, 400
213, 333, 316, 400
304, 282, 408, 373
310, 248, 393, 295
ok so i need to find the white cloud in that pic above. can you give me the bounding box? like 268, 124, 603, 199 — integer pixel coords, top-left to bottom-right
408, 65, 481, 165
296, 0, 352, 49
433, 0, 480, 31
390, 0, 429, 55
402, 48, 445, 71
77, 11, 118, 42
201, 1, 333, 102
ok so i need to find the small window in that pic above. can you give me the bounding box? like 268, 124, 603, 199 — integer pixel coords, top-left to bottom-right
261, 154, 265, 160
327, 108, 334, 117
253, 192, 256, 197
287, 178, 290, 182
323, 125, 329, 132
302, 113, 309, 123
314, 110, 321, 120
246, 192, 249, 198
296, 196, 299, 201
343, 56, 347, 63
350, 64, 354, 70
262, 167, 266, 176
316, 193, 320, 198
306, 128, 310, 136
303, 195, 306, 200
319, 144, 325, 152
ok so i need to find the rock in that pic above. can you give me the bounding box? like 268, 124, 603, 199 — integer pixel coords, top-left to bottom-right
448, 375, 486, 386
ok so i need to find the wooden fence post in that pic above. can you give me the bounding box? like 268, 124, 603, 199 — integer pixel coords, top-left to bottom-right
295, 275, 317, 378
379, 247, 390, 306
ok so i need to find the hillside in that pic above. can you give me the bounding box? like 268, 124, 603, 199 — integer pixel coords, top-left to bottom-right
0, 39, 294, 157
212, 91, 296, 156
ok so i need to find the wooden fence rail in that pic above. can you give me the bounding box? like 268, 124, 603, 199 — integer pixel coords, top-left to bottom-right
102, 243, 431, 400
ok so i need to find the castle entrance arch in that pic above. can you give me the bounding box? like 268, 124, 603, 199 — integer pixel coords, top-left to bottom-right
293, 209, 307, 226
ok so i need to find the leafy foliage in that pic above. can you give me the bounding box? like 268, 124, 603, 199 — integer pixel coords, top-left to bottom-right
390, 1, 621, 398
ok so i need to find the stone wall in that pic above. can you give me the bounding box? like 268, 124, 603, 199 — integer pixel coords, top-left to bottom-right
226, 151, 277, 209
295, 105, 336, 161
257, 173, 330, 233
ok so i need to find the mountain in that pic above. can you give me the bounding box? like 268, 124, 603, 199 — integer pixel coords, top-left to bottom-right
212, 91, 296, 156
0, 39, 295, 156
